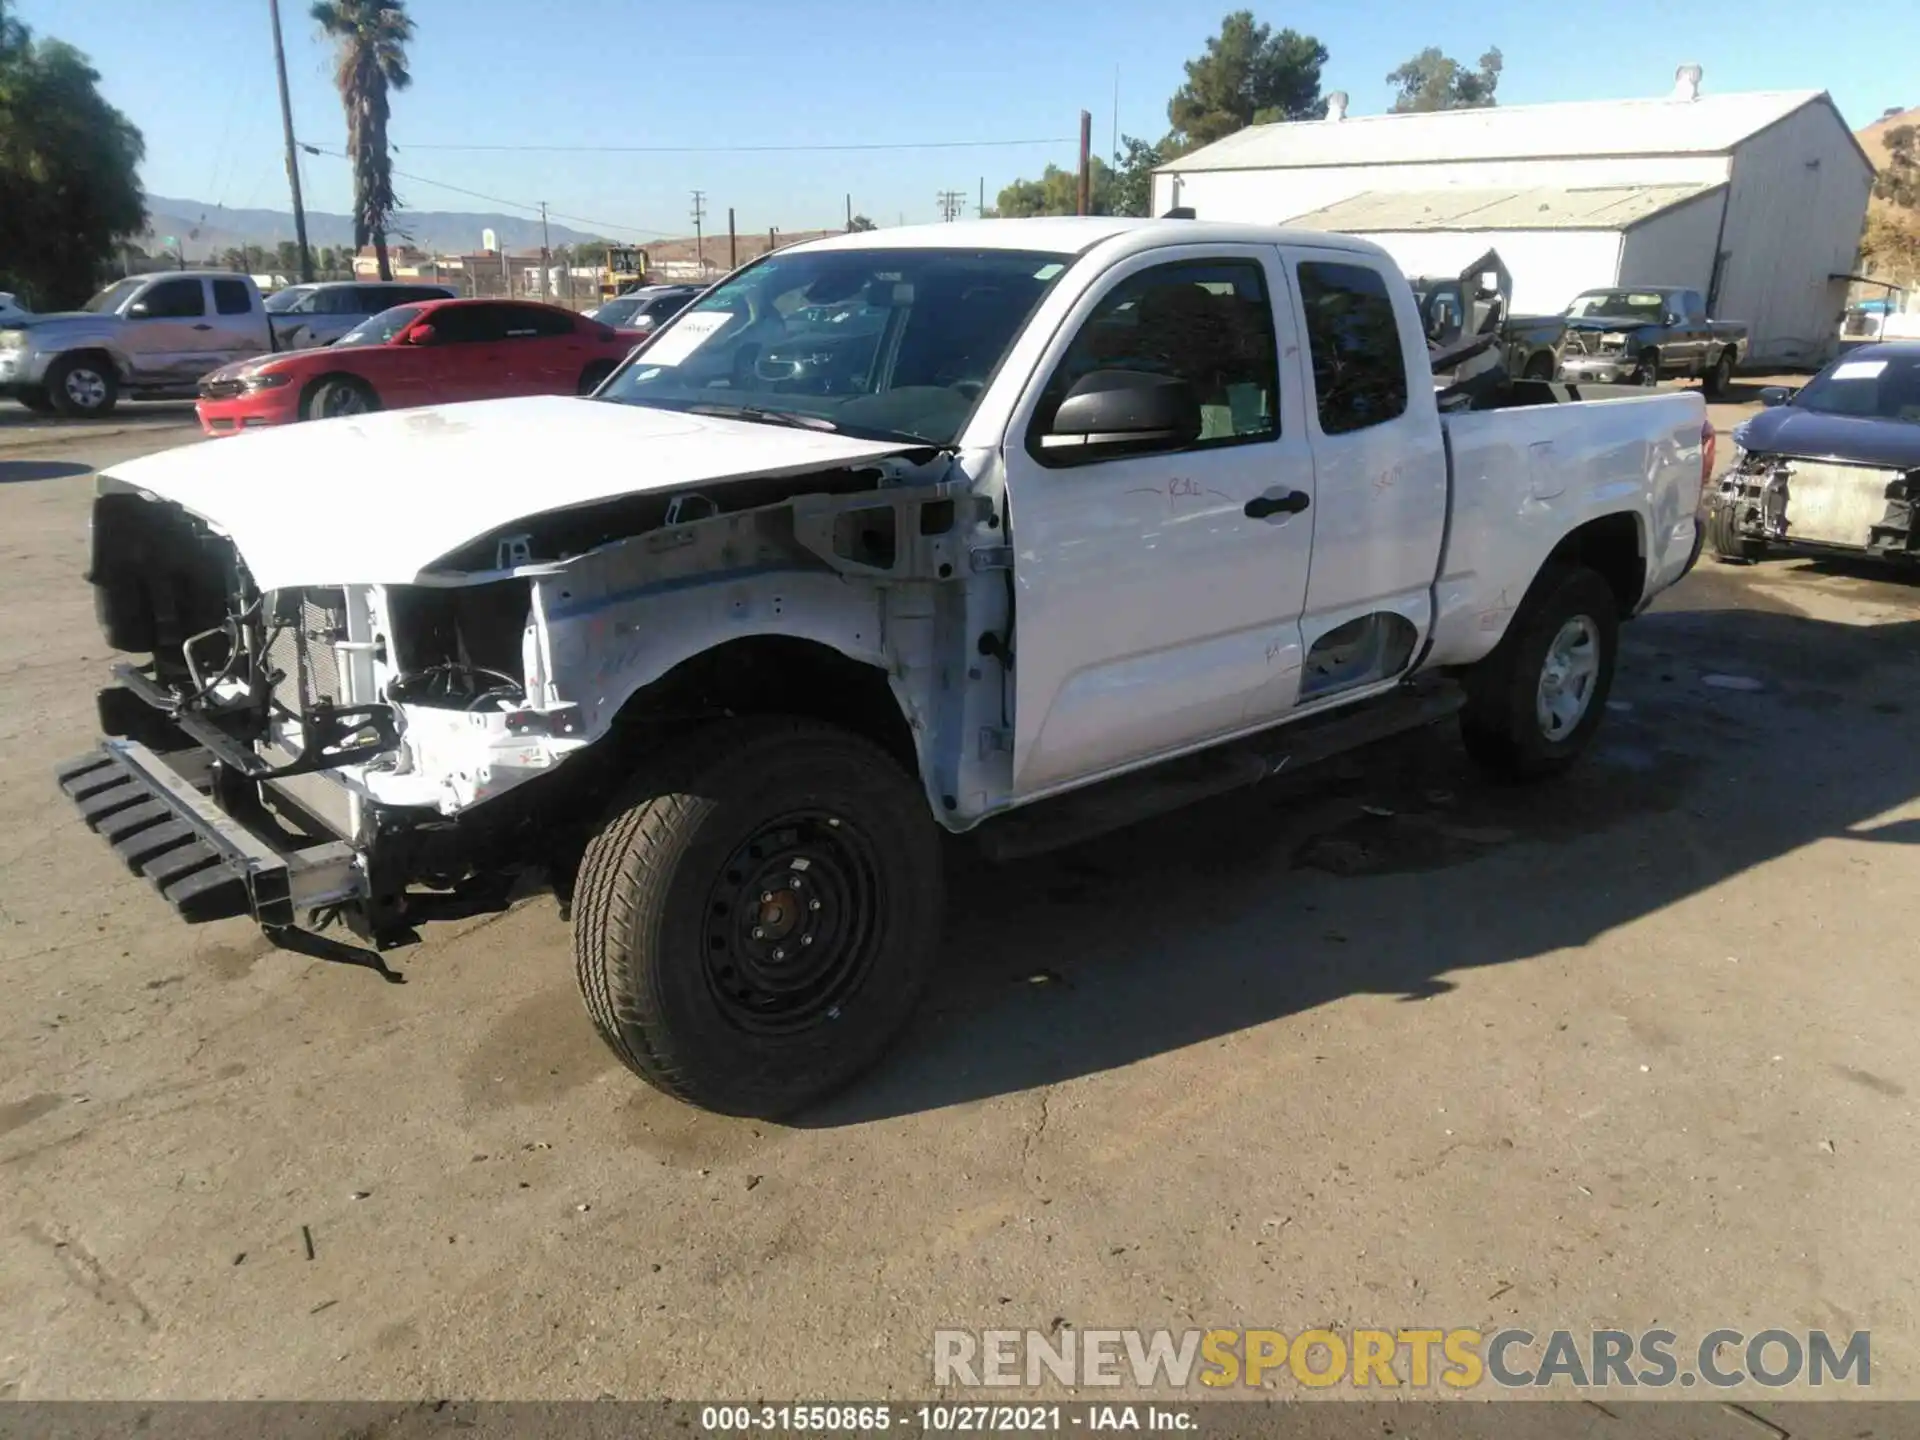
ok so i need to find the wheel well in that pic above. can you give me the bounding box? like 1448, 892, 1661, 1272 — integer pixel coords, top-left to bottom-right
610, 635, 918, 773
1545, 513, 1644, 616
52, 348, 120, 382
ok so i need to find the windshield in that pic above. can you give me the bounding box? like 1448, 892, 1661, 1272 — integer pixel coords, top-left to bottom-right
598, 246, 1074, 445
336, 303, 424, 348
265, 286, 315, 314
1790, 352, 1920, 423
83, 278, 146, 314
1566, 290, 1665, 322
590, 296, 644, 327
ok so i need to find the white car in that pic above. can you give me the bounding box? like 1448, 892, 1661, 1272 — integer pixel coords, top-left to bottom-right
61, 217, 1709, 1118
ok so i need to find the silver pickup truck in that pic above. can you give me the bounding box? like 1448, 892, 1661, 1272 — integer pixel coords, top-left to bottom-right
0, 271, 272, 417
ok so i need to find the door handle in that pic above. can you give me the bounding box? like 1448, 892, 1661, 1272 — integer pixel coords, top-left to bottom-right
192, 323, 212, 331
1244, 489, 1310, 520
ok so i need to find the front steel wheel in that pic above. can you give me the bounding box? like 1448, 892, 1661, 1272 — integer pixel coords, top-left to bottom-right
573, 716, 943, 1117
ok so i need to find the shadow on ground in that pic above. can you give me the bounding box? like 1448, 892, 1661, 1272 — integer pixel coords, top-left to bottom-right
798, 583, 1920, 1126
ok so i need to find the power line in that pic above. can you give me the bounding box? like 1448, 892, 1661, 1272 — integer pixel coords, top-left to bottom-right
297, 142, 677, 237
935, 190, 967, 222
398, 136, 1075, 155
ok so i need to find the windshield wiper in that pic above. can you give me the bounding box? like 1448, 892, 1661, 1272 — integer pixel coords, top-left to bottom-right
686, 403, 840, 432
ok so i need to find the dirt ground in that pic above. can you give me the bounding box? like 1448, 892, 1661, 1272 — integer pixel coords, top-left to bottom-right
2, 386, 1918, 1408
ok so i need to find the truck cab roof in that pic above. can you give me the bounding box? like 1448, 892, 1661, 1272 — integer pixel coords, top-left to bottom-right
788, 216, 1393, 264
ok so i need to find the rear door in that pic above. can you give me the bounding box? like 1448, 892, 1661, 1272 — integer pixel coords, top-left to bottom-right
1674, 290, 1709, 368
208, 278, 261, 366
1277, 246, 1448, 701
500, 303, 588, 393
1000, 244, 1317, 798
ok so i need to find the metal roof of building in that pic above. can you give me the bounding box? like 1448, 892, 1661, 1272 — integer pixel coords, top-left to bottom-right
1283, 182, 1725, 233
1160, 90, 1832, 172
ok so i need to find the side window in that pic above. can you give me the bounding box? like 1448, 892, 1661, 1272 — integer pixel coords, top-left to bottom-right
1680, 290, 1706, 320
1030, 258, 1279, 462
139, 278, 207, 318
1296, 261, 1409, 436
504, 305, 576, 338
430, 305, 510, 344
314, 287, 362, 316
211, 279, 253, 316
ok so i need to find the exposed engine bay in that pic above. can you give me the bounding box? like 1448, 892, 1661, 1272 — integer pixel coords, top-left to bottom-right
1710, 448, 1918, 558
81, 444, 1006, 949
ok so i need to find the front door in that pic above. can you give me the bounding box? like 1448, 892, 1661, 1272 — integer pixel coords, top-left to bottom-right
418, 302, 519, 402
126, 276, 214, 384
1000, 245, 1317, 799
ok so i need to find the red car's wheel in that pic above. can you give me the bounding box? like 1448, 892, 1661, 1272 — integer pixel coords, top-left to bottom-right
304, 376, 379, 421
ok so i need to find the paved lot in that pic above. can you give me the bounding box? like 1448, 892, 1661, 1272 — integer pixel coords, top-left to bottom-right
2, 390, 1918, 1406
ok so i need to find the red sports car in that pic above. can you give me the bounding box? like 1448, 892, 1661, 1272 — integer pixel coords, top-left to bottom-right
196, 297, 641, 435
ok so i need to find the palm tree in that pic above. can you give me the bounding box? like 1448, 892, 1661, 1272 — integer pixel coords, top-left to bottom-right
309, 0, 413, 282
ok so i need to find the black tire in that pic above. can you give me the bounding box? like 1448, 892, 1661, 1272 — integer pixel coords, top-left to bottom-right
46, 353, 119, 418
17, 388, 54, 414
1522, 352, 1557, 382
573, 716, 943, 1118
303, 376, 379, 421
1632, 350, 1659, 387
1708, 498, 1766, 564
1461, 566, 1619, 782
1704, 347, 1734, 399
577, 360, 615, 395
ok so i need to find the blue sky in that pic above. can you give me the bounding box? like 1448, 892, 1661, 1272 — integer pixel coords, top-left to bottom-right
19, 0, 1919, 241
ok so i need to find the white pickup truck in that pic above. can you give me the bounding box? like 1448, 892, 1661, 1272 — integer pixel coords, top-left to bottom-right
60, 218, 1710, 1117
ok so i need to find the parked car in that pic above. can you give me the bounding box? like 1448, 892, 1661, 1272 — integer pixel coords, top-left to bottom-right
586, 283, 703, 333
195, 297, 641, 433
1557, 285, 1746, 395
0, 271, 271, 417
266, 280, 458, 351
1409, 253, 1566, 383
1706, 341, 1920, 564
59, 218, 1708, 1118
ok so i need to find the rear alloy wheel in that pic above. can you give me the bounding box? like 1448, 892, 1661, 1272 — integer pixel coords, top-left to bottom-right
1631, 352, 1659, 387
1461, 565, 1619, 781
304, 377, 378, 421
572, 716, 943, 1117
46, 355, 119, 418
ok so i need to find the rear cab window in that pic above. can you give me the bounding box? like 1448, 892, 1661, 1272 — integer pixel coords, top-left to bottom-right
211, 279, 253, 316
1295, 260, 1409, 436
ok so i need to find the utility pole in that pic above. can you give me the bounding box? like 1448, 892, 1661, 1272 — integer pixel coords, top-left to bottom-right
1077, 109, 1092, 216
728, 207, 737, 270
978, 176, 985, 218
690, 190, 707, 272
845, 193, 853, 231
936, 190, 966, 222
538, 201, 551, 298
268, 0, 313, 282
768, 226, 777, 252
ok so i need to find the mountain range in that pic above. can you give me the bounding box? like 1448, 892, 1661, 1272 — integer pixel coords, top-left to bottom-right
141, 194, 607, 258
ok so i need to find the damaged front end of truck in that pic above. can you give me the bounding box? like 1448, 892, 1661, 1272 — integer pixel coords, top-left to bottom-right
59, 424, 1007, 964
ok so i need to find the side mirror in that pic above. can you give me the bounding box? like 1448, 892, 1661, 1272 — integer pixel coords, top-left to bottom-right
1665, 313, 1681, 327
127, 301, 150, 318
1039, 370, 1202, 456
1759, 386, 1794, 407
406, 324, 437, 345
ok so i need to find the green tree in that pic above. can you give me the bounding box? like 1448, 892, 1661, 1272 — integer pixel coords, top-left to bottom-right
1111, 133, 1195, 217
995, 158, 1114, 218
0, 0, 145, 308
1874, 125, 1918, 210
220, 246, 247, 272
310, 0, 413, 282
1167, 10, 1327, 147
274, 239, 302, 276
1386, 46, 1502, 113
